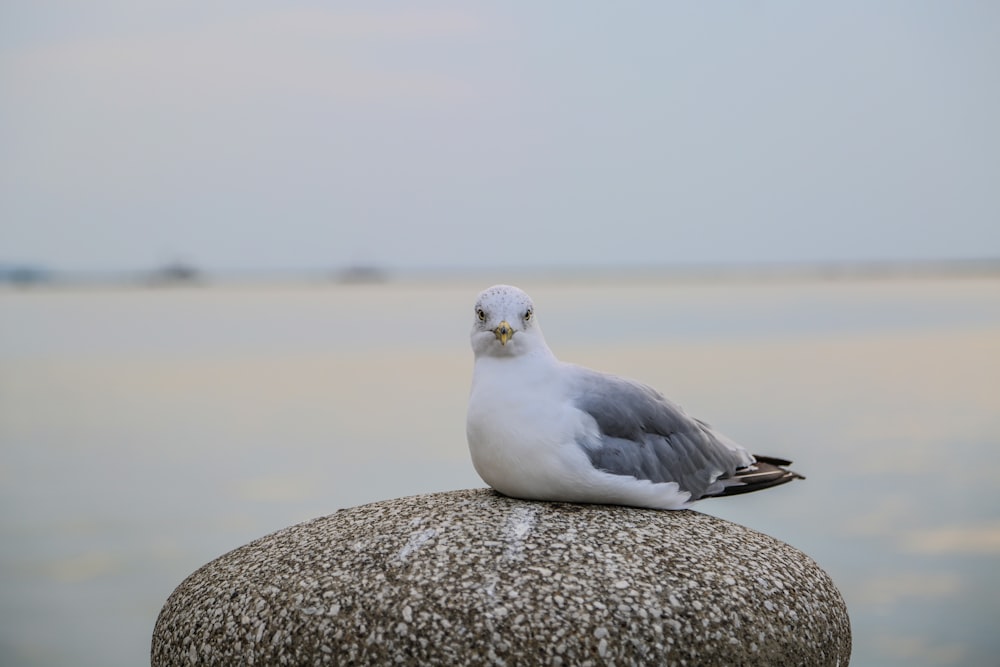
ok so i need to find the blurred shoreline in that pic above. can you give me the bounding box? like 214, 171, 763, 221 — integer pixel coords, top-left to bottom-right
2, 258, 999, 291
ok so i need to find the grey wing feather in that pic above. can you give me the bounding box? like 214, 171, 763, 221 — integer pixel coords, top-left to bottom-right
571, 368, 749, 499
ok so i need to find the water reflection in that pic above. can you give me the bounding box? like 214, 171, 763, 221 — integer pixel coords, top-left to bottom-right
1, 277, 998, 666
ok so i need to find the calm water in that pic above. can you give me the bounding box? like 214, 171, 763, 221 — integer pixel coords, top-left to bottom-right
1, 276, 998, 666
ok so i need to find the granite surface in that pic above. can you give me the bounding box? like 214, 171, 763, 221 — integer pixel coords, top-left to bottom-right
152, 488, 851, 665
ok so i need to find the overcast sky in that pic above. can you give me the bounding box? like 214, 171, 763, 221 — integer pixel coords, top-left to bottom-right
2, 1, 998, 273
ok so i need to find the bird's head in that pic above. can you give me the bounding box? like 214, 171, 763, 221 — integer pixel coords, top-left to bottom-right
470, 285, 548, 359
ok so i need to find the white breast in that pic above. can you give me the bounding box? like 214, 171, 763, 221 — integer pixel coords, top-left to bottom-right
466, 356, 592, 499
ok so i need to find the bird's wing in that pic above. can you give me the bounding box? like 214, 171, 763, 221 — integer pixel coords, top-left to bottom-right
569, 367, 758, 499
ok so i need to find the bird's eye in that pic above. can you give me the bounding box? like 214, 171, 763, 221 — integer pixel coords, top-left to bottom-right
524, 308, 533, 321
476, 308, 486, 322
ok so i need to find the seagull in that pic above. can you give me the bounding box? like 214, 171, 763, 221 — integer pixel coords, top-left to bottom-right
466, 284, 803, 510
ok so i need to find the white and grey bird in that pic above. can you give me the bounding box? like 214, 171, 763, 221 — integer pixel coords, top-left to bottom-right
466, 284, 802, 510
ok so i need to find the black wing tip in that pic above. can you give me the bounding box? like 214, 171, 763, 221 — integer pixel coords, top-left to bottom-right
752, 454, 806, 480
707, 454, 805, 498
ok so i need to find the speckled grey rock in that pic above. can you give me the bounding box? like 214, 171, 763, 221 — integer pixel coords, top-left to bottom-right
152, 489, 850, 666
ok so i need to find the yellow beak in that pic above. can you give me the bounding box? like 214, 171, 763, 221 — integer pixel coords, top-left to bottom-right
494, 320, 514, 345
